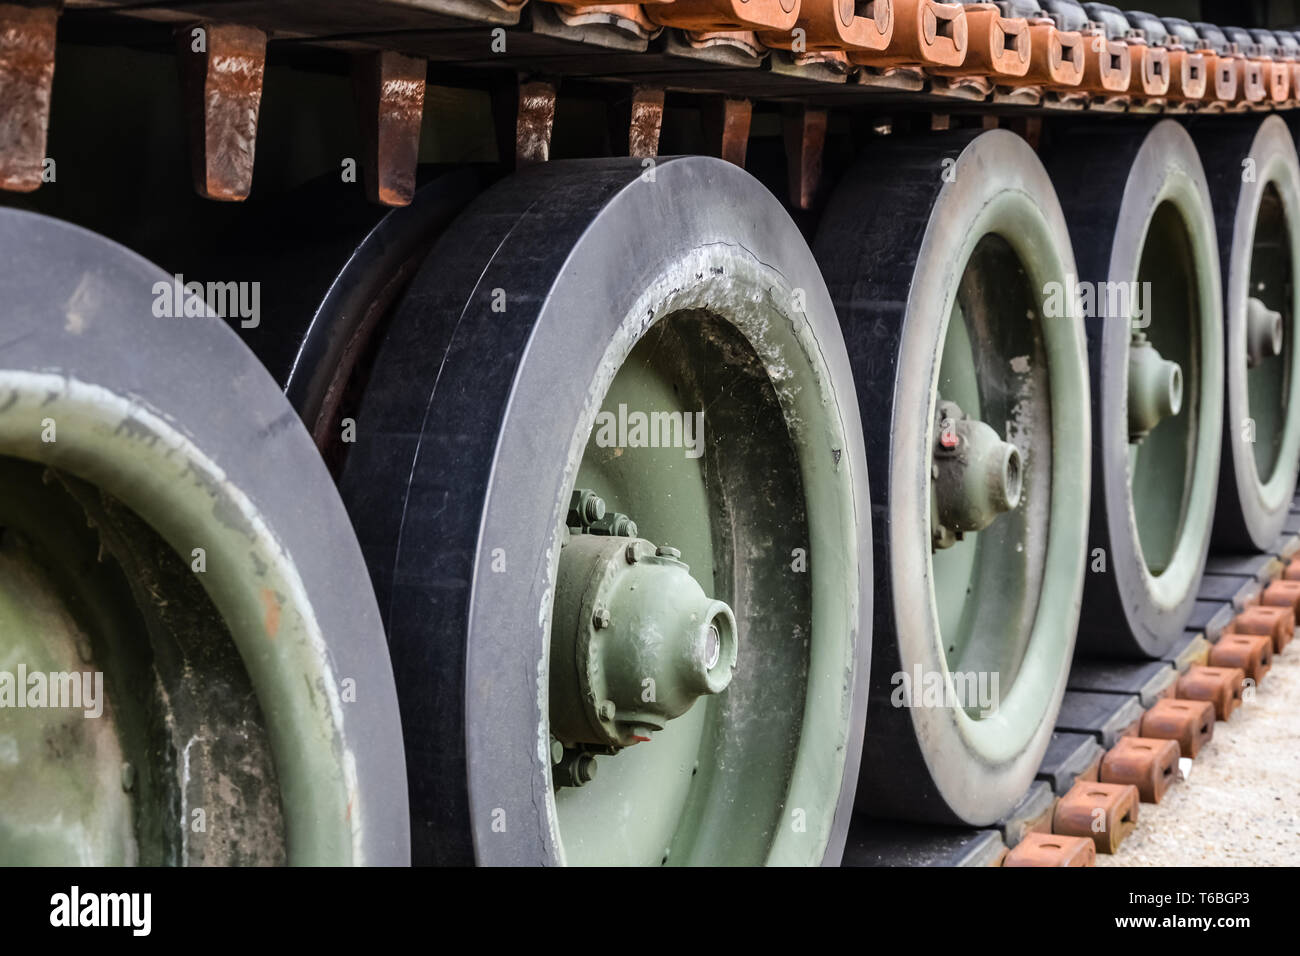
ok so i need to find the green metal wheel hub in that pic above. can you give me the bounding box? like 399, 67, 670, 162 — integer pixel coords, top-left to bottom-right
543, 241, 863, 866
550, 505, 738, 754
1128, 332, 1184, 443
1244, 184, 1295, 489
1126, 195, 1220, 589
928, 222, 1086, 718
931, 398, 1023, 551
1246, 296, 1285, 370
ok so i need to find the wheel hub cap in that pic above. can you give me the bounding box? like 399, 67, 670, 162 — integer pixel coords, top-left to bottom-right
1246, 295, 1284, 369
550, 491, 738, 766
932, 399, 1023, 550
1128, 331, 1184, 443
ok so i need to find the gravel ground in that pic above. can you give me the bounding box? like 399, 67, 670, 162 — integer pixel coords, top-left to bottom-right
1097, 639, 1300, 866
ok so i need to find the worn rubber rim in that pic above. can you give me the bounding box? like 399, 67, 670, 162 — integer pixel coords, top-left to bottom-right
338, 156, 872, 865
0, 208, 408, 864
817, 129, 1090, 825
1048, 120, 1224, 658
1197, 116, 1300, 551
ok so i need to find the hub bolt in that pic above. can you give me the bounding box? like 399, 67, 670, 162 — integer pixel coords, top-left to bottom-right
568, 488, 607, 529
591, 513, 637, 537
553, 749, 598, 788
551, 534, 739, 750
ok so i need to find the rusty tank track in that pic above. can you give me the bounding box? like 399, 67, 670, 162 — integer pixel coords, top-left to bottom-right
5, 1, 1300, 207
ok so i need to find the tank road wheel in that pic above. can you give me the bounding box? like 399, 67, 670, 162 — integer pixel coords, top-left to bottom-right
816, 130, 1091, 825
1194, 117, 1300, 551
1045, 121, 1225, 658
338, 156, 872, 865
0, 210, 408, 864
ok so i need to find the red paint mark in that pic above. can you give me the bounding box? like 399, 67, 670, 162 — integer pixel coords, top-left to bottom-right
260, 587, 281, 639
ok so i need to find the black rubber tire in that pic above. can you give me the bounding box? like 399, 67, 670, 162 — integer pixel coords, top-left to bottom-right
1043, 119, 1224, 659
0, 207, 409, 864
201, 167, 483, 475
338, 155, 873, 865
1192, 115, 1300, 553
816, 129, 1090, 826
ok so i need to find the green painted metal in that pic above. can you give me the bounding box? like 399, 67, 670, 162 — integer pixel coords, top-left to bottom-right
0, 374, 363, 864
1128, 333, 1184, 442
932, 301, 982, 654
548, 255, 859, 866
931, 398, 1022, 551
1246, 183, 1293, 485
1129, 200, 1217, 579
0, 454, 290, 865
0, 466, 136, 865
549, 530, 737, 749
928, 222, 1087, 732
1246, 297, 1284, 368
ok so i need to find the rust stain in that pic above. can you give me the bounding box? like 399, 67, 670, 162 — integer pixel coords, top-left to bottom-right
177, 23, 266, 201
260, 587, 281, 639
627, 86, 664, 159
703, 96, 752, 168
0, 3, 58, 193
782, 106, 826, 210
515, 79, 557, 166
353, 51, 425, 207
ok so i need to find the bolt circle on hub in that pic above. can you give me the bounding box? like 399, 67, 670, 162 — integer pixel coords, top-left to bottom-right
335, 157, 872, 865
551, 529, 738, 751
931, 399, 1023, 550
